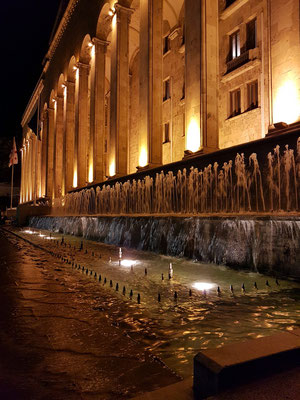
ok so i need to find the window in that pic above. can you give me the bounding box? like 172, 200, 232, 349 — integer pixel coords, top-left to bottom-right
247, 81, 258, 110
230, 31, 240, 60
229, 89, 241, 118
104, 139, 107, 153
163, 78, 170, 101
246, 19, 257, 50
163, 36, 170, 54
164, 122, 170, 143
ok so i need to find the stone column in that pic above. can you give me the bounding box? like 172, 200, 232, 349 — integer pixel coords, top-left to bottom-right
24, 143, 28, 202
185, 0, 201, 153
41, 110, 48, 197
36, 137, 42, 199
55, 94, 64, 197
77, 62, 90, 187
139, 0, 163, 168
93, 38, 108, 182
109, 4, 133, 177
185, 0, 218, 155
32, 135, 37, 203
65, 81, 75, 192
20, 148, 24, 203
47, 106, 55, 198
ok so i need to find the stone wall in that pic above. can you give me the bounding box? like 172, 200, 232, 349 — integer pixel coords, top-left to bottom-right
29, 215, 300, 280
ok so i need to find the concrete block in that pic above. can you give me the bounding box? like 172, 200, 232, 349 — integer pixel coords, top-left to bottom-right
193, 331, 300, 399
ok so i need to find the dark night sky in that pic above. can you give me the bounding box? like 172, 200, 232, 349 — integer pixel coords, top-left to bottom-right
0, 0, 62, 142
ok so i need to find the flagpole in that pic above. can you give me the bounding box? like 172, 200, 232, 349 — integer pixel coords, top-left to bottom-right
10, 163, 14, 209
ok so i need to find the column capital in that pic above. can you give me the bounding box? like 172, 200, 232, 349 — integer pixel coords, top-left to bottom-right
92, 37, 109, 48
77, 61, 91, 71
65, 80, 75, 87
114, 3, 134, 23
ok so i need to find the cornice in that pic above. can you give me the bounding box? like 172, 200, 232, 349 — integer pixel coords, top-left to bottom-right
21, 79, 44, 128
43, 0, 81, 72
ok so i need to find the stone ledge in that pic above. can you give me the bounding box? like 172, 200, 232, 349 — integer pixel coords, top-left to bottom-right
194, 331, 300, 399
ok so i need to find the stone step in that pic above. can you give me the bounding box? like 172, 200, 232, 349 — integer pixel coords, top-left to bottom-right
194, 329, 300, 399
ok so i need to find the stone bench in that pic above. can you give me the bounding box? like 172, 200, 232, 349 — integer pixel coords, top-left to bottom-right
194, 330, 300, 399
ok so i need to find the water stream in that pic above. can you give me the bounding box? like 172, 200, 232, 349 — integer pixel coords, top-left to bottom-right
45, 137, 300, 216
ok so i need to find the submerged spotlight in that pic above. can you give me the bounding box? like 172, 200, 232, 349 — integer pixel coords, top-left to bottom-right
192, 282, 215, 291
120, 259, 135, 268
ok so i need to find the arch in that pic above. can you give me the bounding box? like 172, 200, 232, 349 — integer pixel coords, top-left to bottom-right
163, 0, 184, 31
129, 47, 139, 75
67, 56, 77, 82
79, 34, 93, 64
96, 2, 113, 40
57, 73, 65, 97
49, 89, 56, 107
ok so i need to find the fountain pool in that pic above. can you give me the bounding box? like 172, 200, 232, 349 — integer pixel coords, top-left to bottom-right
19, 228, 300, 378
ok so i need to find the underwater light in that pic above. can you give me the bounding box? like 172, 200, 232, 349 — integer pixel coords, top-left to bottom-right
120, 260, 135, 267
192, 282, 215, 291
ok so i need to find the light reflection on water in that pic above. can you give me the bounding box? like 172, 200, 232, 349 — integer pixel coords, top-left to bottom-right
20, 228, 300, 377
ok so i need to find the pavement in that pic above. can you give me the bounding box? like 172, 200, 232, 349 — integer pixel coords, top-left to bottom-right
0, 228, 179, 400
1, 227, 299, 400
132, 366, 300, 399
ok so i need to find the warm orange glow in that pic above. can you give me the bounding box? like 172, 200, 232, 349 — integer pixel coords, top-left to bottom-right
91, 44, 95, 58
186, 118, 200, 152
109, 160, 116, 177
88, 163, 93, 183
139, 147, 148, 168
73, 169, 78, 188
112, 13, 116, 28
273, 80, 300, 125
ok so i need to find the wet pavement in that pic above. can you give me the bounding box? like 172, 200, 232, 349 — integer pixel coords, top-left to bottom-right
0, 228, 179, 400
12, 226, 300, 379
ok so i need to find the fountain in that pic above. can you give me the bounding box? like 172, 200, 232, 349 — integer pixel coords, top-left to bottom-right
28, 137, 300, 279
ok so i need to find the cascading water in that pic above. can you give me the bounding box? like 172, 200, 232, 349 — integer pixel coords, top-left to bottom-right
29, 137, 300, 278
49, 137, 299, 216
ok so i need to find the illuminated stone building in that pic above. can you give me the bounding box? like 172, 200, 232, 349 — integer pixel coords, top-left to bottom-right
20, 0, 300, 204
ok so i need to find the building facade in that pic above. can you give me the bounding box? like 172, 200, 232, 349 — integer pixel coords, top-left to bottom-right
20, 0, 300, 204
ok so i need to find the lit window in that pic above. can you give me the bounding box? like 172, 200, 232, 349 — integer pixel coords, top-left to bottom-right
246, 19, 257, 50
163, 78, 170, 101
247, 81, 258, 110
163, 35, 170, 54
164, 122, 170, 143
230, 31, 240, 60
229, 89, 241, 118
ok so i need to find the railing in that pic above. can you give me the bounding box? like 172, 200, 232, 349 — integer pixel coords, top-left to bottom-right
227, 50, 249, 73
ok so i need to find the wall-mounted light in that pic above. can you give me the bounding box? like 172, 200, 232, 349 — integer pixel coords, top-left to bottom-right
273, 80, 300, 125
73, 65, 78, 71
139, 147, 148, 168
61, 83, 66, 89
186, 118, 200, 153
108, 7, 115, 16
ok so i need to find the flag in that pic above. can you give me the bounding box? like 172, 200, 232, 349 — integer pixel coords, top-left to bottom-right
9, 137, 18, 167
